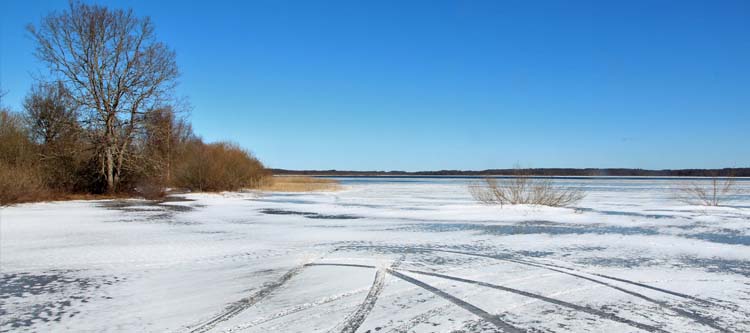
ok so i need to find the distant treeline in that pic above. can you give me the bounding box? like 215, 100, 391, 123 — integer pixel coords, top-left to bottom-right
271, 168, 750, 177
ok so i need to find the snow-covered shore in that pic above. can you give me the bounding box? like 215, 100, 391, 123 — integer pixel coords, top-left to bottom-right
2, 178, 749, 332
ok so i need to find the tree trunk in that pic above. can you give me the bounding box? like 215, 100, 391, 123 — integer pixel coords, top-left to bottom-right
105, 114, 116, 193
106, 145, 115, 193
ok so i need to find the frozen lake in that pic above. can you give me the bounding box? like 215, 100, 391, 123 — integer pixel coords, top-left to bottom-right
2, 177, 749, 332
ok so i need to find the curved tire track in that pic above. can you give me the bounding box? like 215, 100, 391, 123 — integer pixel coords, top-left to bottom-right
343, 245, 718, 304
227, 287, 370, 331
499, 258, 730, 333
404, 269, 667, 333
188, 265, 305, 333
446, 248, 720, 307
336, 268, 388, 333
387, 269, 526, 333
307, 263, 523, 332
341, 245, 732, 332
308, 262, 666, 332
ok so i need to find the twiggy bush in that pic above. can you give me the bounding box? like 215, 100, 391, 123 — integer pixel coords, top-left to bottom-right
469, 174, 585, 207
0, 110, 51, 205
174, 141, 268, 192
0, 111, 36, 166
0, 162, 50, 205
673, 176, 743, 206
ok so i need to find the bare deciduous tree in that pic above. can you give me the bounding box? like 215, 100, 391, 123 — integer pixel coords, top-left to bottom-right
469, 169, 586, 207
28, 1, 178, 192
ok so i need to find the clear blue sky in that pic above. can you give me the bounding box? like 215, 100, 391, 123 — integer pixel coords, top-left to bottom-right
2, 0, 748, 171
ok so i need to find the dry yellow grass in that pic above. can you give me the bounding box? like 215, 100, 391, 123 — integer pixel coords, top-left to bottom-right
258, 176, 341, 192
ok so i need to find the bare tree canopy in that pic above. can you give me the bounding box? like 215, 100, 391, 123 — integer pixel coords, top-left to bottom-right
23, 81, 79, 147
28, 1, 178, 192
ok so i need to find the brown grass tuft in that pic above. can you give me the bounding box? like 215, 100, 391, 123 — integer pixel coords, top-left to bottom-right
258, 176, 340, 192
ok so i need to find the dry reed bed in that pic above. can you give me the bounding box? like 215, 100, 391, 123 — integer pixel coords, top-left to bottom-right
258, 176, 341, 192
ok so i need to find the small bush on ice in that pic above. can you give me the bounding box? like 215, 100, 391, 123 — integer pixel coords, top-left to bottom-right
469, 169, 585, 207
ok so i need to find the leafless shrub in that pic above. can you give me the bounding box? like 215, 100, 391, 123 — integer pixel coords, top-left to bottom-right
0, 111, 37, 165
135, 181, 167, 200
174, 141, 269, 192
0, 108, 51, 205
469, 171, 585, 207
0, 162, 51, 206
673, 176, 743, 206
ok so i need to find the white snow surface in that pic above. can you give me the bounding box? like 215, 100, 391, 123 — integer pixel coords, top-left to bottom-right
1, 177, 749, 332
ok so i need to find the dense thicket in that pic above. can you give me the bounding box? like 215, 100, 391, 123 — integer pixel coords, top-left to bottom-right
0, 105, 49, 204
0, 2, 267, 205
1, 87, 267, 204
174, 141, 269, 192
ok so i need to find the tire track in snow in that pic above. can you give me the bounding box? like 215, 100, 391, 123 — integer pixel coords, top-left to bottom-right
524, 266, 730, 332
188, 265, 305, 333
328, 255, 404, 333
309, 262, 666, 332
334, 268, 388, 333
387, 269, 525, 333
305, 263, 376, 269
341, 245, 732, 332
307, 263, 521, 331
495, 258, 731, 332
385, 304, 452, 333
515, 257, 716, 305
403, 269, 667, 333
451, 247, 719, 306
342, 245, 715, 304
588, 272, 709, 303
226, 287, 370, 331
